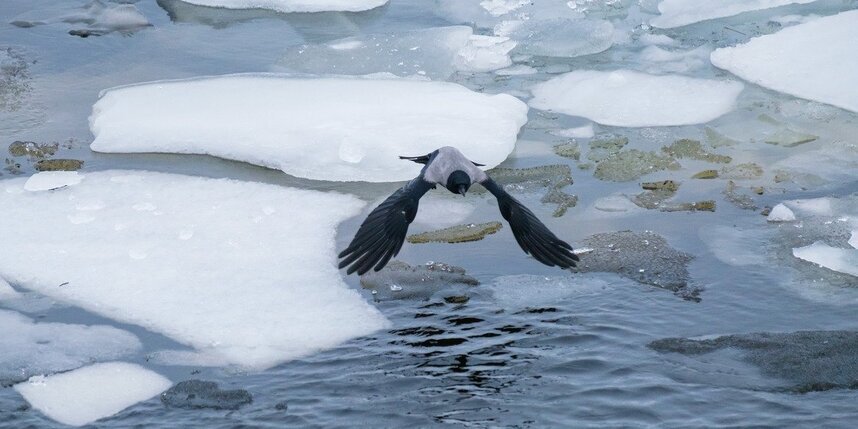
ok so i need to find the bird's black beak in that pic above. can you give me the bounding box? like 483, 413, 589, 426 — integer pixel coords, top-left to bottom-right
457, 184, 467, 197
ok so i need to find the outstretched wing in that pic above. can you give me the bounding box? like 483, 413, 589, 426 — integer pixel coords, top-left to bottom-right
481, 178, 579, 268
338, 178, 435, 275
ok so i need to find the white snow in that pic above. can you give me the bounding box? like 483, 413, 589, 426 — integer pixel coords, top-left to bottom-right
90, 74, 528, 183
767, 203, 796, 222
529, 70, 743, 127
0, 171, 388, 369
177, 0, 388, 13
710, 10, 858, 113
453, 35, 516, 72
650, 0, 817, 28
14, 362, 171, 427
24, 171, 83, 192
793, 242, 858, 277
0, 310, 141, 384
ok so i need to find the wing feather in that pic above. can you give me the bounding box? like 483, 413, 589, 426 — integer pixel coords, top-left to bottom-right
338, 178, 434, 275
481, 178, 579, 269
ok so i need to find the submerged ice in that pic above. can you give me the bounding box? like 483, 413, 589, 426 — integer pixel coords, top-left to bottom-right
90, 75, 528, 182
0, 171, 388, 369
650, 0, 818, 28
174, 0, 388, 13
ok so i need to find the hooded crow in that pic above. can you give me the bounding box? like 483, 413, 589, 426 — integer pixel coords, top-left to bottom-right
338, 146, 580, 275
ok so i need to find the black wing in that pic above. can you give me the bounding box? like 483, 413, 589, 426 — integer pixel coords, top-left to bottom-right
338, 178, 434, 275
481, 178, 579, 268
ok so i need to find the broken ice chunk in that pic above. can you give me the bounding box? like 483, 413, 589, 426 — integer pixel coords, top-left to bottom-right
711, 10, 858, 113
14, 362, 171, 427
175, 0, 388, 13
530, 70, 743, 127
651, 0, 818, 28
793, 242, 858, 277
767, 203, 796, 222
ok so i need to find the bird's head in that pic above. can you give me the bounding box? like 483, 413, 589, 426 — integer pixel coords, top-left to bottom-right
445, 170, 471, 197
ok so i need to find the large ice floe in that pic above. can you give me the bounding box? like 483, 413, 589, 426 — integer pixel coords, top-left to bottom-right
0, 171, 388, 369
277, 26, 515, 78
174, 0, 388, 13
0, 310, 141, 386
14, 362, 171, 427
529, 70, 743, 127
650, 0, 818, 28
711, 10, 858, 113
89, 75, 528, 182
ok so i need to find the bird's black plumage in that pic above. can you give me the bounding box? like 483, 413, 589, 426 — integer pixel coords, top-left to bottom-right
338, 177, 434, 275
339, 146, 579, 275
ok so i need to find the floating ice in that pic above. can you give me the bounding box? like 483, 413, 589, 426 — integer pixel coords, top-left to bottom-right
497, 17, 614, 58
711, 10, 858, 113
11, 0, 150, 36
0, 171, 388, 369
175, 0, 388, 13
14, 362, 171, 427
412, 195, 475, 228
0, 310, 141, 386
480, 0, 528, 16
793, 242, 858, 278
90, 75, 528, 182
277, 26, 473, 79
850, 231, 858, 250
529, 70, 743, 127
453, 35, 516, 72
767, 203, 796, 222
638, 45, 711, 74
495, 64, 538, 76
650, 0, 818, 28
24, 171, 83, 192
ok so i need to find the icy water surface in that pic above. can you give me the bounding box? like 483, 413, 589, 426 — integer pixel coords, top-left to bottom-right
2, 0, 858, 427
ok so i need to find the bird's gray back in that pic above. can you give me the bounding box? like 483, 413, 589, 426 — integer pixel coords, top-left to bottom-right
422, 146, 488, 184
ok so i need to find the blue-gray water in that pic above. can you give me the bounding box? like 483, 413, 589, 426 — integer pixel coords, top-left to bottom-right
2, 0, 858, 427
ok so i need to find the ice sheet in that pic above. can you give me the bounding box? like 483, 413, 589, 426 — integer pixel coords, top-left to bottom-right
711, 10, 858, 113
90, 75, 528, 182
0, 171, 388, 369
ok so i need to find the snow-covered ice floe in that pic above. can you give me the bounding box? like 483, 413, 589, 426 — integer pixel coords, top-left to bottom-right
529, 70, 743, 127
0, 171, 388, 369
23, 171, 83, 192
90, 74, 528, 182
14, 362, 171, 427
650, 0, 818, 28
711, 10, 858, 113
0, 310, 141, 385
175, 0, 388, 13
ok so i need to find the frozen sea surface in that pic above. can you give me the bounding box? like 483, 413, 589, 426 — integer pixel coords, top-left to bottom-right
2, 0, 858, 427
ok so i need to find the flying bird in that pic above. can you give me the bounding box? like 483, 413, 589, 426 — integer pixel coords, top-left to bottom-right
338, 146, 579, 275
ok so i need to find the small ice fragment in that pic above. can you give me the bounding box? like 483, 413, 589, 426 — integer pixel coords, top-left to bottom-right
24, 172, 83, 192
389, 284, 403, 292
849, 231, 858, 250
767, 203, 796, 222
793, 242, 858, 277
13, 362, 171, 427
550, 124, 594, 139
